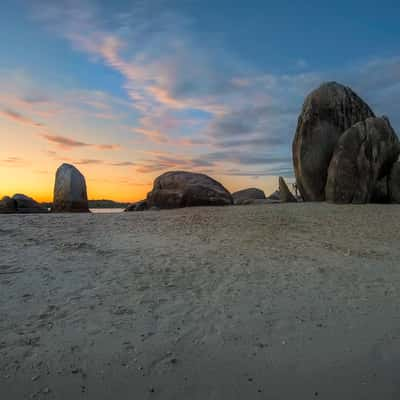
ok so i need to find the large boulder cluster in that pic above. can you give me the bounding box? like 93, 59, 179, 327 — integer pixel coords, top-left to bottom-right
293, 82, 400, 204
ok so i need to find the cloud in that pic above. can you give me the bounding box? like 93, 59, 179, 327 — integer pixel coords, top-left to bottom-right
109, 161, 135, 167
134, 150, 217, 174
96, 144, 121, 150
41, 133, 91, 149
74, 158, 103, 165
44, 149, 134, 168
40, 133, 120, 151
29, 1, 400, 181
0, 156, 28, 167
0, 109, 43, 128
76, 159, 136, 167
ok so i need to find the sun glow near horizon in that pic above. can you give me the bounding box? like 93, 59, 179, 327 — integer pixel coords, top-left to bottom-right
0, 157, 280, 203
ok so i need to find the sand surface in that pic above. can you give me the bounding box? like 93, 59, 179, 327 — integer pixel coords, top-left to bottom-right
1, 204, 400, 399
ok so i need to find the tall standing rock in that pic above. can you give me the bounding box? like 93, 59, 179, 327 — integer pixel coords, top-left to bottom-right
279, 177, 297, 202
292, 82, 375, 201
325, 117, 400, 204
147, 171, 233, 209
52, 163, 89, 212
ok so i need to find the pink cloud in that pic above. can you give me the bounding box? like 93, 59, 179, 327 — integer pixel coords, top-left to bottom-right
41, 133, 91, 149
133, 127, 169, 144
95, 143, 121, 150
0, 109, 43, 128
40, 133, 121, 152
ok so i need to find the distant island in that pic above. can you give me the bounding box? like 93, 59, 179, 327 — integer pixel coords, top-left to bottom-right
41, 199, 130, 209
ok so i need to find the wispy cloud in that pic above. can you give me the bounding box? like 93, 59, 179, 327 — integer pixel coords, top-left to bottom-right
40, 133, 120, 151
0, 109, 44, 128
0, 156, 28, 167
109, 161, 135, 167
96, 144, 121, 150
44, 150, 134, 168
41, 133, 91, 149
28, 1, 400, 180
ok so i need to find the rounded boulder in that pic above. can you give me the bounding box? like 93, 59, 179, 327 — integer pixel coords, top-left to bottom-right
147, 171, 232, 209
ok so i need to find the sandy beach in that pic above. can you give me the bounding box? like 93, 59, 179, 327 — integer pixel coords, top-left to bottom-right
1, 204, 400, 399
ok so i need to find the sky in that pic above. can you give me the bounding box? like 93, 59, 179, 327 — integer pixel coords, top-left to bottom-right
0, 0, 399, 202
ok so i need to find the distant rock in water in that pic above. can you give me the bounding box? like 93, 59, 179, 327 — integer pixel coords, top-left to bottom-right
389, 162, 400, 203
279, 177, 297, 203
13, 194, 48, 213
0, 194, 48, 213
125, 200, 147, 212
266, 190, 280, 201
232, 188, 266, 205
0, 196, 17, 213
326, 117, 400, 204
52, 163, 89, 212
293, 82, 375, 201
147, 171, 233, 209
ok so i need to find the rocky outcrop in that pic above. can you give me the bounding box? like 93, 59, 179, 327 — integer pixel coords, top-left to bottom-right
146, 171, 233, 209
388, 162, 400, 203
125, 200, 147, 212
232, 188, 266, 205
12, 194, 48, 213
325, 117, 400, 203
0, 194, 48, 213
371, 177, 390, 204
0, 196, 17, 213
279, 177, 297, 203
293, 82, 375, 201
266, 190, 280, 201
52, 164, 89, 212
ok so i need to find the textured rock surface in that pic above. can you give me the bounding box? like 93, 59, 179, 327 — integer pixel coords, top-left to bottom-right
266, 190, 280, 201
241, 198, 281, 205
125, 200, 147, 212
293, 82, 375, 201
53, 164, 89, 212
0, 195, 48, 213
279, 177, 297, 202
147, 171, 233, 209
371, 177, 390, 203
326, 117, 399, 204
232, 188, 265, 205
388, 162, 400, 203
0, 196, 17, 213
12, 194, 48, 213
